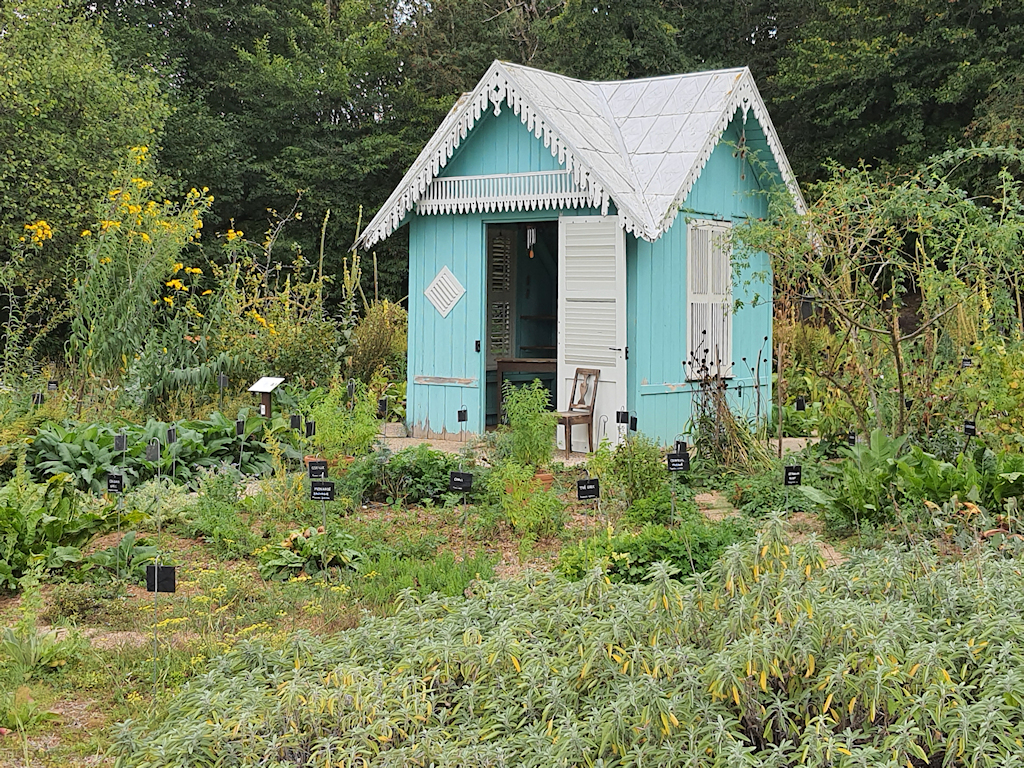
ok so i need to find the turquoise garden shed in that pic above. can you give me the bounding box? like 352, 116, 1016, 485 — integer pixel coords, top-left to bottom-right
358, 61, 805, 447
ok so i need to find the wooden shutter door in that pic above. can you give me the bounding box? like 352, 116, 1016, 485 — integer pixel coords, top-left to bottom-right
558, 215, 627, 447
486, 227, 515, 369
687, 220, 732, 378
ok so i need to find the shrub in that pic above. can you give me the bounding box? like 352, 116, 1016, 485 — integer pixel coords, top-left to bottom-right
0, 467, 113, 591
83, 531, 160, 584
348, 550, 493, 610
558, 518, 751, 582
622, 484, 699, 527
255, 526, 361, 580
609, 433, 668, 507
487, 462, 565, 539
348, 299, 407, 383
119, 516, 1024, 767
43, 581, 134, 628
309, 383, 379, 460
501, 379, 557, 468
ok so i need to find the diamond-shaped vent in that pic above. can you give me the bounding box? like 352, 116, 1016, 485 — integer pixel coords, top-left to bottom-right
424, 266, 465, 318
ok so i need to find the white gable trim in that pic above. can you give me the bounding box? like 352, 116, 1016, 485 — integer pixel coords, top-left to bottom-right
660, 71, 807, 235
357, 63, 804, 249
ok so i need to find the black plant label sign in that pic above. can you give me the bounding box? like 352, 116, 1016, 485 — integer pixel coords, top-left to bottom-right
457, 408, 468, 423
667, 453, 690, 472
290, 414, 301, 430
114, 434, 127, 452
166, 427, 177, 444
449, 472, 473, 492
961, 357, 973, 370
307, 460, 328, 479
106, 474, 123, 494
964, 420, 977, 436
629, 416, 638, 432
347, 379, 356, 398
47, 380, 58, 391
377, 398, 388, 419
305, 420, 316, 438
145, 442, 159, 462
796, 396, 806, 412
146, 565, 176, 593
616, 411, 629, 424
784, 465, 802, 486
577, 478, 600, 500
310, 480, 335, 501
848, 431, 857, 446
218, 373, 228, 388
31, 393, 44, 405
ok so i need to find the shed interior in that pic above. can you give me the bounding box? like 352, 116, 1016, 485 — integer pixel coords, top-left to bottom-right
485, 220, 559, 424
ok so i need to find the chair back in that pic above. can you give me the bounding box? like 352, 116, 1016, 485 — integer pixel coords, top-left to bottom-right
567, 368, 600, 414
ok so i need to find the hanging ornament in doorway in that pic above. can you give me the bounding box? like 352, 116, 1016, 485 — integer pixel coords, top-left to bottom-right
526, 225, 537, 259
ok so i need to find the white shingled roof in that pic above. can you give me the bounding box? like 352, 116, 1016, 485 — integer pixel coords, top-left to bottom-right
358, 61, 804, 248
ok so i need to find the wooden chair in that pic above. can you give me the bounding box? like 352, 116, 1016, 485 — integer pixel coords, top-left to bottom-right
557, 368, 599, 458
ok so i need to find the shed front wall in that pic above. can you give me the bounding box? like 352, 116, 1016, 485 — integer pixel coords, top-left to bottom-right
626, 115, 775, 446
406, 105, 602, 438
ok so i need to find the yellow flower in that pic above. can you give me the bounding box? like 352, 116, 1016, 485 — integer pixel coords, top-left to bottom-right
129, 145, 149, 164
202, 289, 213, 296
98, 256, 112, 265
81, 229, 92, 237
184, 266, 202, 275
24, 220, 53, 245
163, 296, 174, 306
165, 279, 186, 291
226, 228, 243, 241
140, 232, 151, 243
99, 220, 121, 232
172, 262, 183, 273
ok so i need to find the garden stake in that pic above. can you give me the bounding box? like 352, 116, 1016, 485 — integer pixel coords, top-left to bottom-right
149, 437, 162, 702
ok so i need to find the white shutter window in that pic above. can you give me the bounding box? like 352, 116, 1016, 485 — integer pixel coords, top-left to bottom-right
687, 220, 733, 379
486, 228, 515, 368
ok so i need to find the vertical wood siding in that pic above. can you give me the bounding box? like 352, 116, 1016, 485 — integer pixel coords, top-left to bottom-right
626, 113, 775, 446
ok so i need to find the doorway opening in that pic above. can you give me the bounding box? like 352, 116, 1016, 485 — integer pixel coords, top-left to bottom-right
485, 221, 558, 425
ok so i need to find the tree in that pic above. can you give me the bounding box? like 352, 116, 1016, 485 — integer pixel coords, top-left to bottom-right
771, 0, 1024, 180
0, 0, 168, 283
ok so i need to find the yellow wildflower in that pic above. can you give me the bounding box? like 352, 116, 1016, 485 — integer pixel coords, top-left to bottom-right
172, 262, 183, 273
24, 220, 53, 244
140, 232, 151, 243
184, 266, 202, 275
165, 279, 186, 291
99, 220, 121, 232
99, 256, 112, 265
226, 228, 243, 241
201, 289, 213, 296
163, 296, 174, 306
129, 145, 149, 164
81, 229, 92, 237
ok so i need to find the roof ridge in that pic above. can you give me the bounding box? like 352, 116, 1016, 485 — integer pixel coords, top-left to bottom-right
592, 80, 655, 234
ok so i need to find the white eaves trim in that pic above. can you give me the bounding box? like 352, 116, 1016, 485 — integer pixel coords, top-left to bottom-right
357, 61, 805, 249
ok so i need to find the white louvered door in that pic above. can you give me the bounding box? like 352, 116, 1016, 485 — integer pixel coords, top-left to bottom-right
686, 220, 732, 378
557, 215, 627, 448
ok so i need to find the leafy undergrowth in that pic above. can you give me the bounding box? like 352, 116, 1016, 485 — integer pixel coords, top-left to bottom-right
112, 515, 1024, 768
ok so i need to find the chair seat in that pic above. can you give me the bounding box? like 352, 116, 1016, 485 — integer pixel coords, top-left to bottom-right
557, 410, 591, 421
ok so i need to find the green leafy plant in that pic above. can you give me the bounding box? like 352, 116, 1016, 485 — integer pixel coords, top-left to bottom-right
82, 531, 160, 584
255, 526, 362, 580
0, 466, 113, 590
348, 550, 493, 610
501, 379, 557, 468
309, 382, 380, 459
609, 432, 668, 507
487, 461, 565, 539
558, 518, 751, 582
